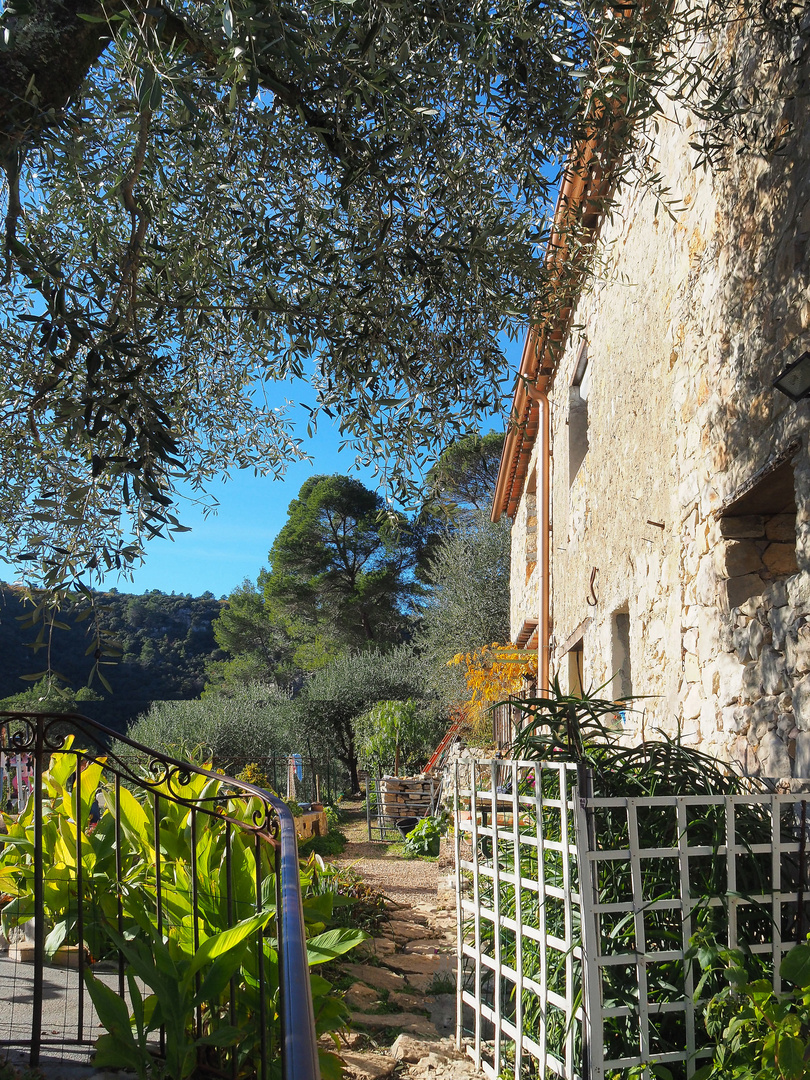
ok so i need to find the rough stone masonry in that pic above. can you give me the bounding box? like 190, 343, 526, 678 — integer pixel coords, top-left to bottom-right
505, 17, 810, 781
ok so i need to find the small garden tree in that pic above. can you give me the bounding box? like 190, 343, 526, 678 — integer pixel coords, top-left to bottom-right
354, 699, 439, 777
300, 647, 439, 792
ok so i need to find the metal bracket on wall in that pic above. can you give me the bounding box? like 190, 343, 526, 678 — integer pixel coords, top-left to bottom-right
586, 567, 599, 607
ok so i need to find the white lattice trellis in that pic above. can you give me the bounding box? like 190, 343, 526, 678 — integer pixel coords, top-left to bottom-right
454, 759, 584, 1080
454, 762, 810, 1080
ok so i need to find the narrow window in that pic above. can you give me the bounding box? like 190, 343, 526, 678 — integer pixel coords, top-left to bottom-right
569, 342, 590, 485
567, 641, 584, 697
559, 618, 591, 697
611, 608, 632, 702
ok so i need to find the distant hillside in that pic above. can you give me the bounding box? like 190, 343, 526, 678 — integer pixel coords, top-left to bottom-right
0, 585, 227, 733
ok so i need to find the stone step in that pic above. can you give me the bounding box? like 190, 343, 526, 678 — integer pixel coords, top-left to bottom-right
339, 1050, 397, 1080
350, 1011, 438, 1037
382, 952, 455, 976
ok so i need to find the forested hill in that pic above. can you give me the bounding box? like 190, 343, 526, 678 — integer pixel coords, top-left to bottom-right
0, 585, 227, 733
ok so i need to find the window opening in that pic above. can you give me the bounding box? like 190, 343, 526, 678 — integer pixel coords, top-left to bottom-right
569, 342, 590, 485
611, 608, 632, 704
718, 458, 798, 609
567, 641, 584, 697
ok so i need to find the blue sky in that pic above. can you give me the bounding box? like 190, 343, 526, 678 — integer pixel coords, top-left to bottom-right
116, 415, 388, 597
0, 335, 524, 598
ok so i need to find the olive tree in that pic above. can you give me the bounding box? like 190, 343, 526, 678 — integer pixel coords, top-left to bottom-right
414, 509, 512, 711
0, 0, 782, 603
300, 646, 431, 792
127, 681, 295, 766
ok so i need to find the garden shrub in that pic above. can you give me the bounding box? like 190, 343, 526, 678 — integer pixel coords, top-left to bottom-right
304, 855, 389, 933
690, 932, 810, 1080
405, 816, 442, 857
235, 762, 275, 793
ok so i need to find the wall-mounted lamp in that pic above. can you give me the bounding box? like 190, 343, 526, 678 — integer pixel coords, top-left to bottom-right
774, 351, 810, 401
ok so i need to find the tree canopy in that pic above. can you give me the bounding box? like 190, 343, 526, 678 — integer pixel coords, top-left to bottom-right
424, 431, 506, 518
0, 582, 225, 726
127, 681, 295, 766
0, 0, 775, 597
413, 507, 512, 710
263, 474, 421, 657
209, 578, 293, 684
300, 645, 432, 790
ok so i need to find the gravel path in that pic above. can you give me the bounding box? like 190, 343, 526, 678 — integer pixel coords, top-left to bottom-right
330, 800, 443, 909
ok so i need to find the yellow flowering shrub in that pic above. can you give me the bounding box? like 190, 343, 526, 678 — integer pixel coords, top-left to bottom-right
448, 644, 537, 744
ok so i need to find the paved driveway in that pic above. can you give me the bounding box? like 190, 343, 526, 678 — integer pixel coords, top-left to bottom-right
0, 955, 135, 1072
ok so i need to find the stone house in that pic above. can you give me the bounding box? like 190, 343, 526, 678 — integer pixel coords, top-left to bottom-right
492, 29, 810, 778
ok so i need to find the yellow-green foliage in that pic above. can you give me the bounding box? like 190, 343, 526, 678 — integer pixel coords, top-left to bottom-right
236, 762, 275, 793
0, 741, 366, 1080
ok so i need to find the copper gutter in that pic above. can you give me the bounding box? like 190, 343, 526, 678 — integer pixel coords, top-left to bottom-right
492, 135, 602, 523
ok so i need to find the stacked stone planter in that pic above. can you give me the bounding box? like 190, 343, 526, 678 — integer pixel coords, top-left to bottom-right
379, 776, 436, 827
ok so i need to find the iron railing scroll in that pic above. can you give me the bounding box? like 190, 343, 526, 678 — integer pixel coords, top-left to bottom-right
0, 710, 321, 1080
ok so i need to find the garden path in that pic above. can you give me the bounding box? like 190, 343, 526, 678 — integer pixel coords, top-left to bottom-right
325, 801, 480, 1080
331, 798, 443, 908
0, 802, 476, 1080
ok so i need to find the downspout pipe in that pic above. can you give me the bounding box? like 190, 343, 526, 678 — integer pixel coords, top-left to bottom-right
491, 133, 604, 695
528, 382, 550, 694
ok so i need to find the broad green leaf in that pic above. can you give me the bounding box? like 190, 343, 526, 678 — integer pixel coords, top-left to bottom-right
318, 1048, 344, 1080
309, 973, 332, 998
313, 993, 347, 1036
196, 1025, 243, 1047
55, 816, 78, 867
44, 747, 76, 795
187, 911, 268, 979
92, 1032, 144, 1072
306, 927, 369, 966
777, 1034, 806, 1080
0, 867, 22, 893
195, 942, 250, 1003
70, 758, 105, 829
44, 920, 68, 958
0, 834, 35, 851
84, 973, 137, 1043
689, 1067, 712, 1080
113, 786, 152, 852
781, 944, 810, 987
302, 893, 334, 923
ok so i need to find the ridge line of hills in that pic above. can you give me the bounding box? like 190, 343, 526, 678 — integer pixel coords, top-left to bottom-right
0, 583, 228, 733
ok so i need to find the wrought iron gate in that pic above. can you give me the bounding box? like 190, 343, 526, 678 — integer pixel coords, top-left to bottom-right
0, 711, 320, 1080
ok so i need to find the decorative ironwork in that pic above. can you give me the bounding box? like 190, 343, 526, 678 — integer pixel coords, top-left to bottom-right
0, 710, 320, 1080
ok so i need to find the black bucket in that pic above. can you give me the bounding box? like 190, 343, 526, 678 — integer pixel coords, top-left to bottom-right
395, 816, 419, 839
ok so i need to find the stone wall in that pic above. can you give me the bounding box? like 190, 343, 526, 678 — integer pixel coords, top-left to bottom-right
507, 22, 810, 777
379, 776, 436, 821
510, 458, 541, 641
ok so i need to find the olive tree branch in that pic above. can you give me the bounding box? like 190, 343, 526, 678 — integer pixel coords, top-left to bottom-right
107, 104, 152, 328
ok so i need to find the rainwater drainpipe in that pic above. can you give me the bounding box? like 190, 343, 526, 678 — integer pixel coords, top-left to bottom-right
528, 381, 551, 694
